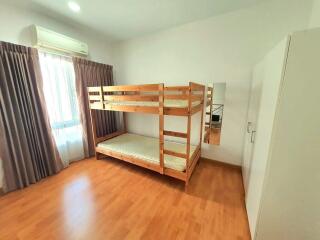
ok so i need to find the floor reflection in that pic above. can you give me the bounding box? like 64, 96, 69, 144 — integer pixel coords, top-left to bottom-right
209, 128, 221, 145
62, 176, 95, 238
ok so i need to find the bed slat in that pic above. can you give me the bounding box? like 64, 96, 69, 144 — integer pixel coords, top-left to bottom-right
88, 86, 101, 92
164, 94, 202, 102
104, 95, 159, 102
163, 130, 187, 138
103, 84, 160, 92
164, 86, 189, 91
164, 168, 187, 181
89, 95, 102, 100
163, 107, 189, 116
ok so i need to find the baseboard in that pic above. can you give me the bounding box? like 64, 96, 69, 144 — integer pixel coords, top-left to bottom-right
200, 157, 242, 171
0, 187, 4, 196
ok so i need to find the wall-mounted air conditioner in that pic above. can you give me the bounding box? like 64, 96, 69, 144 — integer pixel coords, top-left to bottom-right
32, 25, 89, 56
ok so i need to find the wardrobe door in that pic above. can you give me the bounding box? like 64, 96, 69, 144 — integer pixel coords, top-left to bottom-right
245, 37, 290, 239
242, 63, 263, 193
256, 28, 320, 240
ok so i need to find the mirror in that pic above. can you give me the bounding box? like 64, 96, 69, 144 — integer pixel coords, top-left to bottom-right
204, 83, 226, 145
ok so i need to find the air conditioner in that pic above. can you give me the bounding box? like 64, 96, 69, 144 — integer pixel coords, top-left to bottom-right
32, 25, 88, 56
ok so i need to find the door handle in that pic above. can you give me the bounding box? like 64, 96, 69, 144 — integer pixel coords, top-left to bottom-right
251, 130, 256, 143
247, 122, 252, 133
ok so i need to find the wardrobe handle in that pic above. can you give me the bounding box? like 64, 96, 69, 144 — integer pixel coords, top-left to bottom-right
247, 122, 252, 133
251, 130, 256, 143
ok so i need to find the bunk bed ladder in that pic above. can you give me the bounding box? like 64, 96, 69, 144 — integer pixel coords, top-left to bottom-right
161, 83, 205, 186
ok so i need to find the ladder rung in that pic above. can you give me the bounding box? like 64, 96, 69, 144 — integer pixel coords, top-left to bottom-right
163, 130, 187, 138
164, 149, 187, 159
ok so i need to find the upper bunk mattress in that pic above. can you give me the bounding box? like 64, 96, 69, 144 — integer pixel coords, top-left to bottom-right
97, 133, 197, 172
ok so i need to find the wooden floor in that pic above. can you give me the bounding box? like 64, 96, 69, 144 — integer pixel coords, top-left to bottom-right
209, 128, 221, 145
0, 158, 250, 240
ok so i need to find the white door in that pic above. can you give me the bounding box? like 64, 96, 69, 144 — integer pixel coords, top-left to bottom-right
245, 37, 290, 240
255, 28, 320, 240
242, 63, 263, 194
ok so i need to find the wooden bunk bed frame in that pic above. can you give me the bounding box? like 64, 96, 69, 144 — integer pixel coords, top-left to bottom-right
204, 86, 213, 143
87, 82, 205, 186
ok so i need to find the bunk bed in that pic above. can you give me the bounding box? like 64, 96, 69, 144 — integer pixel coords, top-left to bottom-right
87, 82, 205, 186
204, 86, 213, 143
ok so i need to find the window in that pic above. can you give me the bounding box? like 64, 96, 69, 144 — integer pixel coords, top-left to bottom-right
39, 52, 84, 165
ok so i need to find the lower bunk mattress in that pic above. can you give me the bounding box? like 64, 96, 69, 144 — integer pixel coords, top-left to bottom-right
97, 133, 197, 172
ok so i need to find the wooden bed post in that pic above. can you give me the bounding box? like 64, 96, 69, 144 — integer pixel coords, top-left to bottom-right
159, 83, 164, 174
185, 83, 192, 187
89, 109, 98, 145
88, 86, 104, 160
122, 91, 127, 133
209, 87, 213, 132
122, 112, 127, 133
199, 87, 205, 157
89, 109, 100, 160
204, 87, 213, 143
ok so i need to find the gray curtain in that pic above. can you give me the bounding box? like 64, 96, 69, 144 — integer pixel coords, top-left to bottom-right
73, 58, 117, 158
0, 42, 63, 193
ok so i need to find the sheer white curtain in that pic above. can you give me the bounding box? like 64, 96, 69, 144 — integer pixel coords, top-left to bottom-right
39, 52, 84, 166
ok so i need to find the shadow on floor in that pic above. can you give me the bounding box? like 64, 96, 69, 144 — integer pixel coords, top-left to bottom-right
98, 157, 245, 208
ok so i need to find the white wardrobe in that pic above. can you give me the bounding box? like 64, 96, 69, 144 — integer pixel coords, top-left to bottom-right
243, 28, 320, 240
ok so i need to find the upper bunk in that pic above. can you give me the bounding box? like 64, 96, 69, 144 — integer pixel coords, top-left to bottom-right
87, 82, 205, 116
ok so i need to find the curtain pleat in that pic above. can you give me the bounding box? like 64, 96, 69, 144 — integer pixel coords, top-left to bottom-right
73, 58, 117, 158
0, 42, 63, 192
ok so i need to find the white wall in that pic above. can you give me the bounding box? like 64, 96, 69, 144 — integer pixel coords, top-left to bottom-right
112, 0, 312, 166
309, 0, 320, 28
0, 2, 114, 189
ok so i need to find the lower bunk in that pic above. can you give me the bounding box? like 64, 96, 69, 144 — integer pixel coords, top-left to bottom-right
95, 133, 201, 185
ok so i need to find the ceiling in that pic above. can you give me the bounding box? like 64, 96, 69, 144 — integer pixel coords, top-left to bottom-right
5, 0, 264, 41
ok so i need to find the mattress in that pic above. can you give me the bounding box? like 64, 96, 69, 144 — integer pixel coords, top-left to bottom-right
97, 133, 197, 172
92, 99, 200, 108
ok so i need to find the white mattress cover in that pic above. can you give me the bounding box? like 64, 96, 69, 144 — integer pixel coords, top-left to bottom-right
92, 99, 200, 108
97, 133, 197, 172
